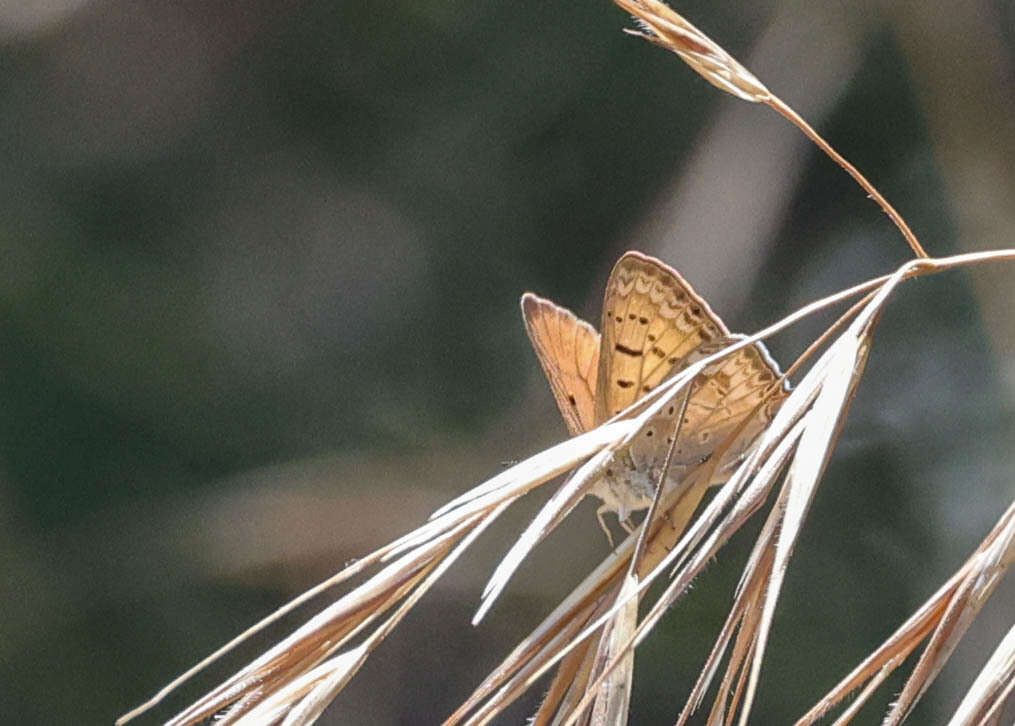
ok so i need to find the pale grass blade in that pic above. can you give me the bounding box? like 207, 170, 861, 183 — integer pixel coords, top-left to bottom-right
882, 500, 1015, 725
233, 647, 366, 726
589, 574, 638, 726
228, 500, 509, 726
444, 535, 638, 725
473, 424, 638, 624
114, 539, 410, 725
796, 499, 1015, 725
547, 414, 807, 726
667, 321, 867, 723
164, 518, 471, 725
170, 497, 505, 726
430, 421, 634, 521
736, 334, 868, 725
675, 480, 786, 725
118, 423, 624, 725
946, 618, 1015, 726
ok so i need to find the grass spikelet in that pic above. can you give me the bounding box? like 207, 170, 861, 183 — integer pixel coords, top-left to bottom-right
614, 0, 929, 260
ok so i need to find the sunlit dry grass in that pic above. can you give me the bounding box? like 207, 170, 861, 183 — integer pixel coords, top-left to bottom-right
117, 2, 1013, 725
117, 252, 1013, 726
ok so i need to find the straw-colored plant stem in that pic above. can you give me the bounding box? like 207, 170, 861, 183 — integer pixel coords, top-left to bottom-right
614, 0, 929, 259
765, 97, 928, 258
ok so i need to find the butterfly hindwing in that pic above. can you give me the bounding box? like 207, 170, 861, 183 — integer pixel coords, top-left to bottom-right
521, 292, 600, 436
628, 335, 787, 479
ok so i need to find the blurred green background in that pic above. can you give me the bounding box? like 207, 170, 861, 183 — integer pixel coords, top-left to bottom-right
1, 0, 1013, 723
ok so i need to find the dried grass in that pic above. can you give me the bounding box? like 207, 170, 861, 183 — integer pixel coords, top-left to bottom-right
117, 3, 1014, 725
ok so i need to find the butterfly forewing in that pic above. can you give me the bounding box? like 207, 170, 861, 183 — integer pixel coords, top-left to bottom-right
595, 251, 728, 422
521, 292, 600, 436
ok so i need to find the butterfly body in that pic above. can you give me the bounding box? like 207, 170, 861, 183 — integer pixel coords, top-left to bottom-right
522, 251, 786, 535
593, 450, 688, 524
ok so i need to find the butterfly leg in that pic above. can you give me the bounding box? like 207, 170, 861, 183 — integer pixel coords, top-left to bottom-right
596, 504, 616, 549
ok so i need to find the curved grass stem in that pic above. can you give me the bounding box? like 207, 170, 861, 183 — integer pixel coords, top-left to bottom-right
766, 96, 930, 259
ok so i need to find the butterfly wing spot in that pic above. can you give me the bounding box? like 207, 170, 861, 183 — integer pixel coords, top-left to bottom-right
616, 379, 635, 389
642, 384, 652, 392
614, 343, 643, 357
638, 316, 649, 325
567, 394, 577, 407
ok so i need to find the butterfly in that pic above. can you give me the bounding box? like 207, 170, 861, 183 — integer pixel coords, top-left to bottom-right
522, 251, 787, 536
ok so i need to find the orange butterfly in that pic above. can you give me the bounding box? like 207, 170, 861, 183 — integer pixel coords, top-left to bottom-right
522, 251, 786, 534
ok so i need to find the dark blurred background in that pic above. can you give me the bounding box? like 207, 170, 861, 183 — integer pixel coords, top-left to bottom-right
1, 0, 1013, 724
